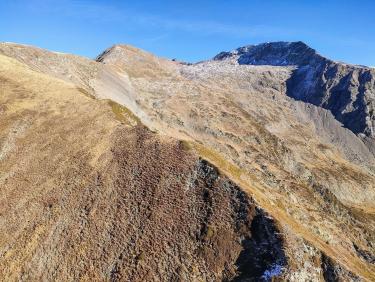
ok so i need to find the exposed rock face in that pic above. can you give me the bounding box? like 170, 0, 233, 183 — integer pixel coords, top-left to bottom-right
321, 254, 361, 282
214, 41, 318, 66
214, 41, 375, 138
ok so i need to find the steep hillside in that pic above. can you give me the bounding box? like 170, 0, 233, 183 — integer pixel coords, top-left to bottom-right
1, 42, 375, 281
95, 44, 375, 280
0, 54, 290, 281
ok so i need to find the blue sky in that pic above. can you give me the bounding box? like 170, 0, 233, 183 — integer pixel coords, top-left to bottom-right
1, 0, 374, 65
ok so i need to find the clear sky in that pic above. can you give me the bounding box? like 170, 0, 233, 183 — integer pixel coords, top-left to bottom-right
1, 0, 374, 66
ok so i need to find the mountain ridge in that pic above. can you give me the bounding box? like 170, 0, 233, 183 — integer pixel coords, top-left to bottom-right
1, 41, 375, 281
214, 41, 372, 68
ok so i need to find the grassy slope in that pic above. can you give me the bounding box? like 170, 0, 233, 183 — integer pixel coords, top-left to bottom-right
1, 52, 374, 280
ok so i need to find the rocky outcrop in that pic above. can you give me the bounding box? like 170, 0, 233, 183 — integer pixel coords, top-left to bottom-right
321, 254, 361, 282
214, 41, 319, 66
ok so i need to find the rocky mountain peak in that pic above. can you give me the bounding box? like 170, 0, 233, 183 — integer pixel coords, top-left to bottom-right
214, 41, 324, 66
214, 41, 375, 139
95, 44, 139, 63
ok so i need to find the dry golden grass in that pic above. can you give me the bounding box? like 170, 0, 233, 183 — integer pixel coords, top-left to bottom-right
107, 99, 141, 126
2, 43, 375, 280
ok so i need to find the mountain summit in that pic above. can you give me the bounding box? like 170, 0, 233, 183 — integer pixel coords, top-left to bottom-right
214, 41, 320, 66
214, 41, 375, 139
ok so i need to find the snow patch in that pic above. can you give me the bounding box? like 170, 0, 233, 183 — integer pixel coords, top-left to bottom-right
261, 264, 284, 281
